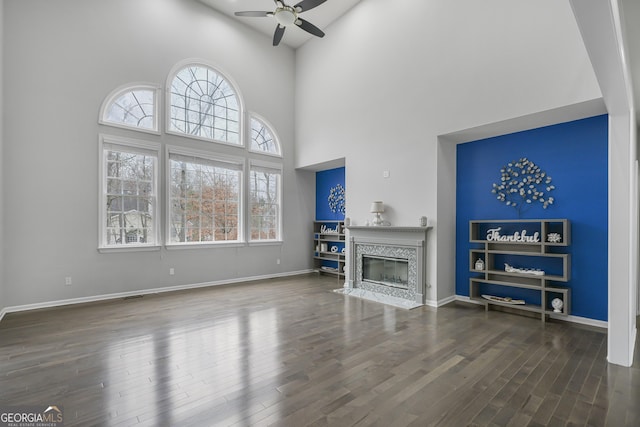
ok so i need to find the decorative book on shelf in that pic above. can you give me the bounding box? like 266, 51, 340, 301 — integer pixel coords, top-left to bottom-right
469, 219, 571, 322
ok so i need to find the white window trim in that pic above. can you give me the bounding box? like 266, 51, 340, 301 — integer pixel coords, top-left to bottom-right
248, 159, 283, 243
247, 112, 283, 158
165, 59, 245, 148
165, 145, 246, 247
98, 83, 161, 135
98, 134, 162, 252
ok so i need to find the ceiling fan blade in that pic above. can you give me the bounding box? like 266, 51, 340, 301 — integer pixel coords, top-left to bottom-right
234, 11, 272, 17
294, 0, 327, 13
295, 18, 325, 38
273, 24, 286, 46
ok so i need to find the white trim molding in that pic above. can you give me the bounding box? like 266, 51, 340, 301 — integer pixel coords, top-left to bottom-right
0, 270, 313, 322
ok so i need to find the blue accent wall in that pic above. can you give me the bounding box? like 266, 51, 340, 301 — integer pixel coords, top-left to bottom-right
456, 115, 608, 321
316, 167, 346, 221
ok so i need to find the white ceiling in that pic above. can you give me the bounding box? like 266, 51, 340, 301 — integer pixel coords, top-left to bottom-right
201, 0, 640, 119
198, 0, 363, 48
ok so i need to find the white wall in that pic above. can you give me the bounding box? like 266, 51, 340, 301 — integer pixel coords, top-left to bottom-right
0, 0, 5, 316
295, 0, 602, 304
570, 0, 637, 367
2, 0, 314, 308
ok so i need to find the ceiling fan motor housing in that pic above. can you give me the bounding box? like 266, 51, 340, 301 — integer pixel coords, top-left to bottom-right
275, 6, 297, 26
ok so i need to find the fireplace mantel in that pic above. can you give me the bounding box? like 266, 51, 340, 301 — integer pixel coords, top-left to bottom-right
347, 226, 430, 233
344, 225, 431, 307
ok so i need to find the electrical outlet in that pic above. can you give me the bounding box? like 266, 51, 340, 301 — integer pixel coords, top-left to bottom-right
383, 170, 390, 178
276, 258, 281, 265
65, 276, 72, 286
169, 268, 175, 276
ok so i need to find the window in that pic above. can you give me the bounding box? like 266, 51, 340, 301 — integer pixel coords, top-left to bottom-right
168, 149, 243, 244
249, 162, 282, 241
99, 61, 285, 250
99, 135, 160, 249
100, 85, 159, 133
168, 65, 241, 145
249, 115, 281, 156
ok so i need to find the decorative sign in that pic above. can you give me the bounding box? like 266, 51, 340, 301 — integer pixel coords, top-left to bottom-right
486, 227, 540, 243
320, 224, 340, 234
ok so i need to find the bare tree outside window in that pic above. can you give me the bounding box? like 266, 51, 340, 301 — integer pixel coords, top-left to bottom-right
169, 66, 240, 144
250, 168, 281, 240
169, 155, 241, 243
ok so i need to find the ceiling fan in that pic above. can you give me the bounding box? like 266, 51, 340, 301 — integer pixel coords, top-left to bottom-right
235, 0, 327, 46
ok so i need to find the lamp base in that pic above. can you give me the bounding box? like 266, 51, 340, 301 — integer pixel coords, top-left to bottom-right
371, 213, 383, 226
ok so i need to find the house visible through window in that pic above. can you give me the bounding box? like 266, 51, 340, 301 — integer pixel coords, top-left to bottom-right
168, 150, 243, 244
100, 135, 160, 249
99, 60, 284, 250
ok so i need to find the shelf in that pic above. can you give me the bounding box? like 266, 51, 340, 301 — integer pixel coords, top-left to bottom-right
470, 277, 542, 291
470, 296, 544, 313
469, 219, 571, 322
482, 269, 566, 282
314, 220, 346, 278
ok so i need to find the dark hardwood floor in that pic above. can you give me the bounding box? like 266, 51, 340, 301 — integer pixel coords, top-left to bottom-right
0, 274, 638, 426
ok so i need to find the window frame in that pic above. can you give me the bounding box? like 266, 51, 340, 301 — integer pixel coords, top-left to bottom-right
99, 83, 161, 135
165, 145, 246, 249
248, 159, 283, 245
165, 60, 245, 148
98, 134, 161, 252
248, 113, 282, 158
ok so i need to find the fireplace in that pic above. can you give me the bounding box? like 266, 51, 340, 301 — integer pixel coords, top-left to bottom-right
343, 226, 430, 308
362, 255, 409, 289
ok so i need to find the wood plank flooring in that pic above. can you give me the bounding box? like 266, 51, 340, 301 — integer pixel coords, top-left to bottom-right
0, 274, 639, 426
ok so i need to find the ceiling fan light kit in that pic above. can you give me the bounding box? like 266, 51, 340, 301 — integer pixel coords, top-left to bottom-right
235, 0, 327, 46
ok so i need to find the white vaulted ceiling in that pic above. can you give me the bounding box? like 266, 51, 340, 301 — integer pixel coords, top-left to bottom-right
198, 0, 362, 48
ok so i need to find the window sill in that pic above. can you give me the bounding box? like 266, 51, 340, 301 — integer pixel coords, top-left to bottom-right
165, 242, 246, 250
98, 245, 162, 253
248, 240, 283, 247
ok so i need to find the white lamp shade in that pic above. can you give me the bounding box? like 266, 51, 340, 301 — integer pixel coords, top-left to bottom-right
370, 201, 384, 213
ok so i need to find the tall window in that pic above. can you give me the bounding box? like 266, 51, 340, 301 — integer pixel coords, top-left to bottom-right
169, 65, 241, 145
249, 115, 281, 156
99, 135, 160, 249
168, 149, 243, 244
250, 162, 282, 241
100, 85, 159, 133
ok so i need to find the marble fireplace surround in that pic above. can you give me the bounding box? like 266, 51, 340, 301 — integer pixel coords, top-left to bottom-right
344, 226, 430, 308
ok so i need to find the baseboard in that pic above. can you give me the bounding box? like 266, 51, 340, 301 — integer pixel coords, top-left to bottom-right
0, 269, 314, 320
454, 295, 608, 329
423, 295, 456, 308
454, 295, 485, 305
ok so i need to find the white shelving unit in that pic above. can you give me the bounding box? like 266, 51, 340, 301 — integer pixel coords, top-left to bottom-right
469, 219, 571, 322
313, 220, 345, 278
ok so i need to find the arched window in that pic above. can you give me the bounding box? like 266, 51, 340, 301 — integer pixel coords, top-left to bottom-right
100, 85, 159, 133
168, 64, 241, 145
249, 115, 281, 156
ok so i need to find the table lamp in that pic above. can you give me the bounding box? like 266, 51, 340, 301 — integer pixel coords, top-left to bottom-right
370, 201, 385, 226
